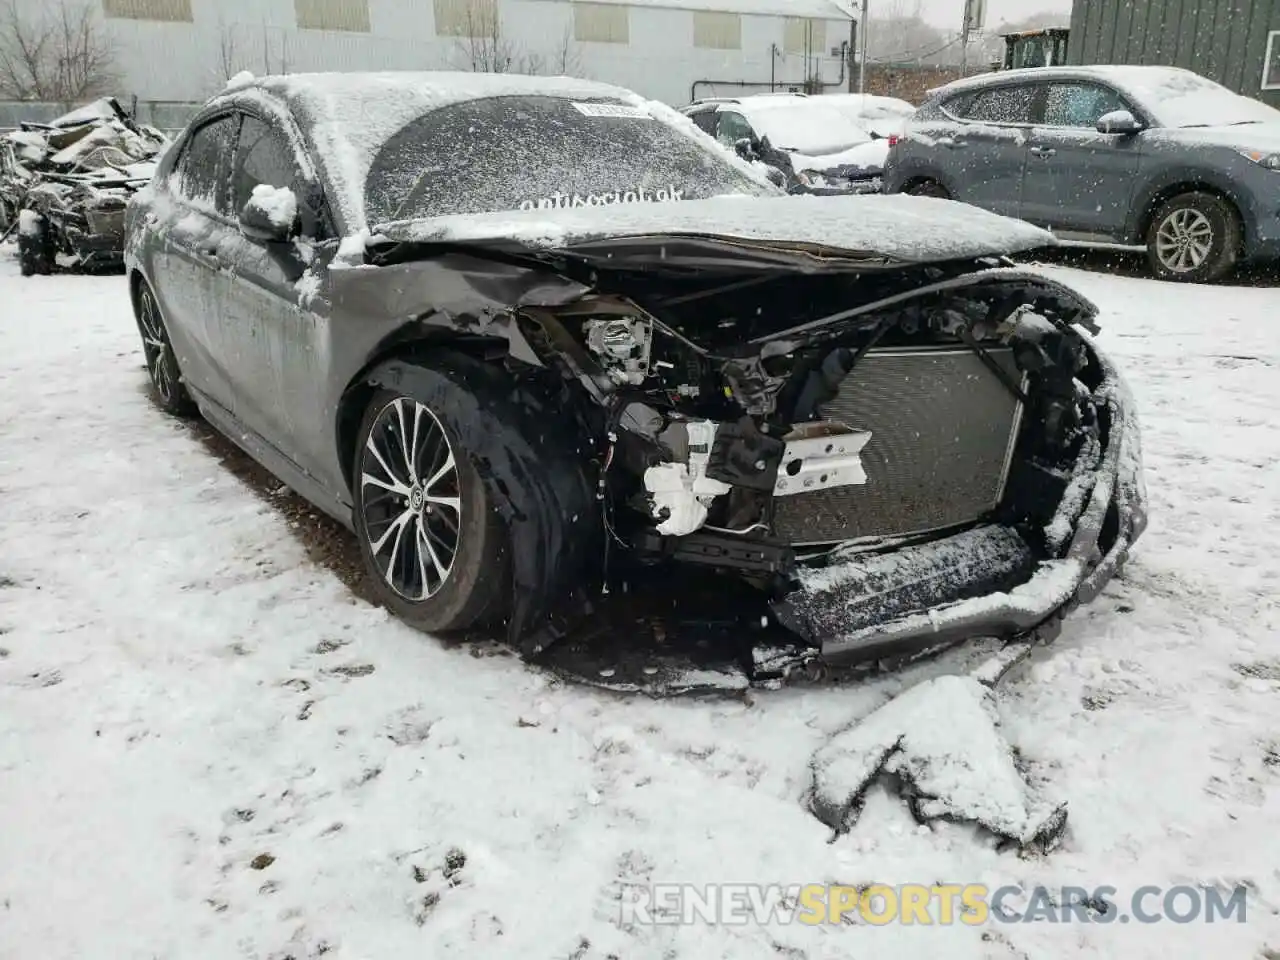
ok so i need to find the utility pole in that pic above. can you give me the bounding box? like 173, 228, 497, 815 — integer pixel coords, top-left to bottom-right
848, 21, 856, 92
858, 0, 868, 93
961, 0, 985, 76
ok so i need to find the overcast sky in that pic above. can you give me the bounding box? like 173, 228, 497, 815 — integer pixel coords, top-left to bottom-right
911, 0, 1073, 29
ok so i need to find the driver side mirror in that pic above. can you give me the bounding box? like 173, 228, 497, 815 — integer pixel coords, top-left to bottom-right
1096, 110, 1144, 136
238, 184, 298, 244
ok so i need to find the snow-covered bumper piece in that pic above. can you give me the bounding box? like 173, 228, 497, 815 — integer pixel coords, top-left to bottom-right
774, 343, 1147, 664
809, 674, 1068, 848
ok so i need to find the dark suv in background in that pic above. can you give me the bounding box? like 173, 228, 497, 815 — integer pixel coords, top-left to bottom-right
884, 65, 1280, 282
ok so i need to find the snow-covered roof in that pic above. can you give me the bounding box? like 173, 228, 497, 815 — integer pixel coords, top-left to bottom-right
572, 0, 850, 20
931, 65, 1280, 129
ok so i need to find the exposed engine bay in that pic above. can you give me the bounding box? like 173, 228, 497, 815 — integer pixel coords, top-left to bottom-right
525, 262, 1106, 562
356, 239, 1146, 672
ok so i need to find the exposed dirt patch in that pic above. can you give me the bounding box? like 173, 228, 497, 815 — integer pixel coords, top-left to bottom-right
1233, 661, 1280, 682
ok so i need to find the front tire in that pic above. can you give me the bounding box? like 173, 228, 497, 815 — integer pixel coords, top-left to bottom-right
353, 384, 510, 634
135, 282, 196, 416
1145, 192, 1241, 283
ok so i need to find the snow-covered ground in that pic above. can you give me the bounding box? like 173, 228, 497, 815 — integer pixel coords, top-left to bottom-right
1, 252, 1278, 960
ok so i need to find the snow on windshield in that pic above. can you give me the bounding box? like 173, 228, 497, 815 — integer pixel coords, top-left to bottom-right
737, 100, 872, 155
364, 95, 771, 224
256, 72, 769, 232
1112, 68, 1280, 127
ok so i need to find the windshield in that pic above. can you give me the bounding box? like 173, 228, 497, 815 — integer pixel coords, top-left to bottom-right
1119, 70, 1280, 128
740, 103, 872, 155
364, 95, 771, 224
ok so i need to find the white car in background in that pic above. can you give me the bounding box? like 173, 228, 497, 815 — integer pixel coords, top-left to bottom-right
681, 93, 887, 194
819, 93, 919, 139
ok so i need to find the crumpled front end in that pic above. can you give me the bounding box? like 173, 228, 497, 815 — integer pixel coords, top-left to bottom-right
774, 340, 1147, 663
354, 233, 1144, 660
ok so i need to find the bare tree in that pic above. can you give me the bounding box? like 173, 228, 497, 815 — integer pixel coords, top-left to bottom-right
454, 0, 516, 73
215, 22, 242, 84
453, 0, 582, 76
0, 0, 118, 103
547, 26, 582, 77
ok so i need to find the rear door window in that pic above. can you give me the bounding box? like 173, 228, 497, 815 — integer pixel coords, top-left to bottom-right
1043, 82, 1128, 127
231, 115, 302, 214
955, 85, 1037, 124
176, 115, 239, 215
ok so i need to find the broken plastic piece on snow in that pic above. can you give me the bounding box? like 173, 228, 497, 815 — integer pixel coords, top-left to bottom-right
807, 673, 1067, 850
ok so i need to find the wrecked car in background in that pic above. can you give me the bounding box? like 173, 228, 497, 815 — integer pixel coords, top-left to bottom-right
1, 97, 167, 276
124, 71, 1145, 674
682, 94, 888, 195
820, 92, 918, 140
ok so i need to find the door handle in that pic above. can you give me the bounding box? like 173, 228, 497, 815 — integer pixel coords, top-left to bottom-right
941, 137, 968, 149
1030, 146, 1057, 158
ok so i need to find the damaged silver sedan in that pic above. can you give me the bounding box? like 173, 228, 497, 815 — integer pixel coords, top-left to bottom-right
123, 72, 1146, 671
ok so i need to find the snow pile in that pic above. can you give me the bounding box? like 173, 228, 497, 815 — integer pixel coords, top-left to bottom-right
226, 70, 255, 90
379, 193, 1055, 264
809, 674, 1067, 848
249, 183, 298, 231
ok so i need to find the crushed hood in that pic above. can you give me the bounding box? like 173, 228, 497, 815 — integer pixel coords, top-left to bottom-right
376, 194, 1056, 266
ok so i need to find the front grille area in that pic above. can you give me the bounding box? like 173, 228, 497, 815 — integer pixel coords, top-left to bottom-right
772, 346, 1024, 546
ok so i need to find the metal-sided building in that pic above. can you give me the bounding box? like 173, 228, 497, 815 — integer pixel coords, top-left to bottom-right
1067, 0, 1280, 108
51, 0, 858, 108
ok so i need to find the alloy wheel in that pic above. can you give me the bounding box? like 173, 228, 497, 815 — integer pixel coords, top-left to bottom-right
359, 397, 463, 602
138, 289, 177, 404
1155, 208, 1214, 274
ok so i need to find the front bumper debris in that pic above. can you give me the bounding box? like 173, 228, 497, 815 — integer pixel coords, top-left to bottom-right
776, 346, 1147, 665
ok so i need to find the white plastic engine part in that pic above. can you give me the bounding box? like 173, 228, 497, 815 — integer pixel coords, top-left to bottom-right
643, 420, 731, 537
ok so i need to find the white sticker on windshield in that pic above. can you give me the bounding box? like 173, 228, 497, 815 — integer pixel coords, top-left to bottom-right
571, 102, 653, 119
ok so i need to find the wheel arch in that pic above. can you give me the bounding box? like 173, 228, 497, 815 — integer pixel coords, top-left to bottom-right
335, 332, 513, 498
1134, 179, 1246, 246
340, 345, 602, 650
127, 268, 146, 317
900, 175, 952, 197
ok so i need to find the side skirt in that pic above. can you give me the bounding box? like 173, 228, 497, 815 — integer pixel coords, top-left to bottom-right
190, 387, 354, 531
